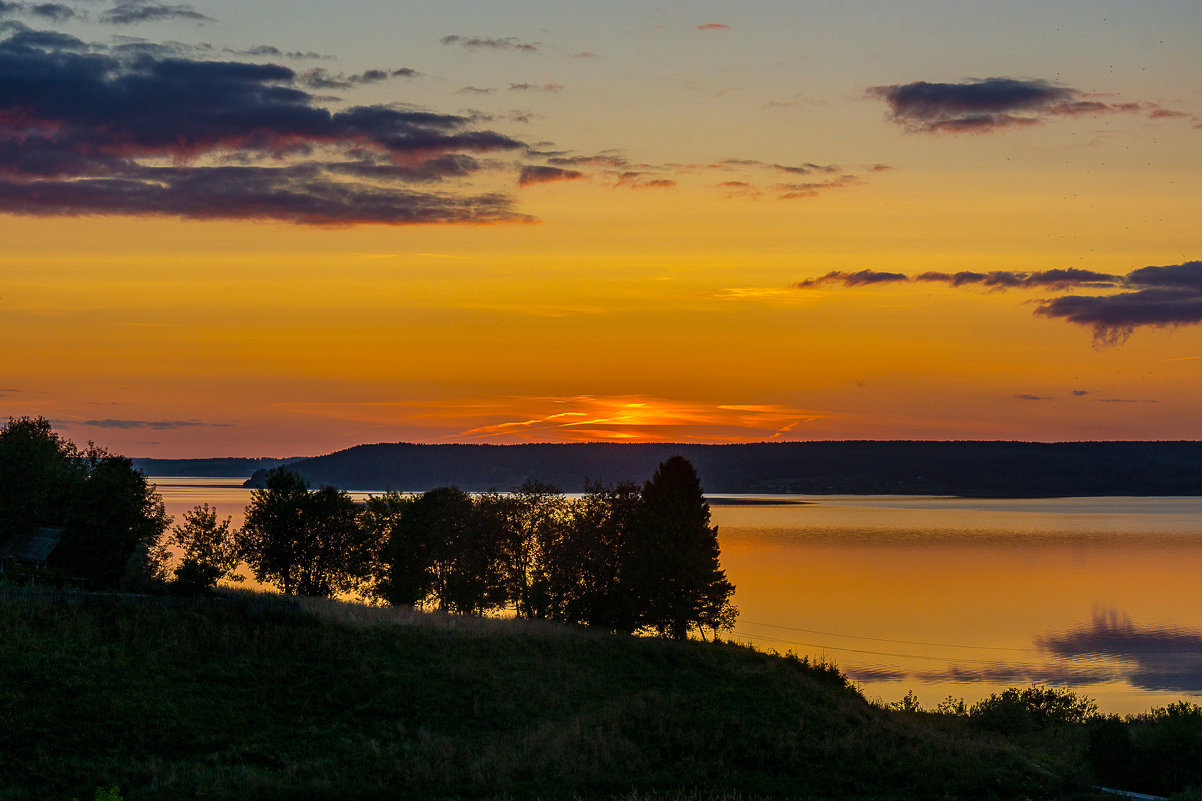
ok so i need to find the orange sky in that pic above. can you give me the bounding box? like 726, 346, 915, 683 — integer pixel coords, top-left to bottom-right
1, 2, 1200, 456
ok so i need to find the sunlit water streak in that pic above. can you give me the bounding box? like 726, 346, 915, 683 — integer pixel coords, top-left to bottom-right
152, 478, 1202, 715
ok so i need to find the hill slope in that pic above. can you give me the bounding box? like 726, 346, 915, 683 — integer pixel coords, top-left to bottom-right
0, 591, 1091, 801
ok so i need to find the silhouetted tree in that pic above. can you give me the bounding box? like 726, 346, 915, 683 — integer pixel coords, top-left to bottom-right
542, 481, 641, 632
239, 468, 308, 595
629, 456, 736, 639
168, 503, 242, 593
0, 417, 78, 542
358, 490, 414, 599
491, 481, 564, 618
239, 468, 373, 597
0, 417, 170, 590
377, 486, 504, 613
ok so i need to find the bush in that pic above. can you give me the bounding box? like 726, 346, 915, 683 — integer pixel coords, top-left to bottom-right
968, 686, 1097, 735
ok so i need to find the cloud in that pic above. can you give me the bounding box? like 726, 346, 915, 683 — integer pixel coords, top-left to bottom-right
797, 262, 1202, 343
615, 172, 676, 190
0, 2, 75, 21
224, 45, 333, 60
869, 77, 1190, 133
796, 270, 909, 288
0, 29, 532, 225
1038, 609, 1202, 693
450, 395, 821, 443
441, 34, 538, 53
1033, 261, 1202, 344
100, 2, 214, 25
696, 23, 729, 31
83, 418, 230, 430
518, 165, 583, 187
1071, 390, 1090, 396
455, 85, 493, 95
915, 268, 1119, 290
509, 82, 562, 92
572, 51, 597, 58
299, 66, 419, 90
1014, 394, 1049, 401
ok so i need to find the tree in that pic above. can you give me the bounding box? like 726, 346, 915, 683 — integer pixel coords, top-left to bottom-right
542, 481, 641, 632
167, 503, 242, 594
0, 417, 170, 590
628, 456, 737, 639
495, 480, 566, 619
377, 486, 505, 614
239, 468, 374, 597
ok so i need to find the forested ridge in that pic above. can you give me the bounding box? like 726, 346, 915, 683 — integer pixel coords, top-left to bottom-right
231, 440, 1202, 496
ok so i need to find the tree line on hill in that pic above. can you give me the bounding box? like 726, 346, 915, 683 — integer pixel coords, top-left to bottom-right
2, 417, 736, 639
236, 440, 1202, 496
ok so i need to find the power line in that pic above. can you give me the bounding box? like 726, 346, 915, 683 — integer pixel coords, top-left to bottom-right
739, 619, 1043, 653
730, 629, 1037, 664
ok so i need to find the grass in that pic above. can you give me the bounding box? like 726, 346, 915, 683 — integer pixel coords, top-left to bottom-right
0, 588, 1116, 801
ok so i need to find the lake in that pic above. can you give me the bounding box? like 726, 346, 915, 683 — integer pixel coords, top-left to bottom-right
151, 477, 1202, 716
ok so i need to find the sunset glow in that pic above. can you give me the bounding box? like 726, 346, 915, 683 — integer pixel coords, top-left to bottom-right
2, 2, 1200, 456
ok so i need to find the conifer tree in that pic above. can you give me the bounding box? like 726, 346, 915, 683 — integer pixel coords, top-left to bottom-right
630, 455, 736, 639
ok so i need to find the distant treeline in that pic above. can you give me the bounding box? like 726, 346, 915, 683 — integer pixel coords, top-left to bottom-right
232, 441, 1202, 496
132, 456, 295, 477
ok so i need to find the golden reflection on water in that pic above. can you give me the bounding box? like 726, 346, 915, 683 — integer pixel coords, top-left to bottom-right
152, 479, 1202, 715
713, 496, 1202, 715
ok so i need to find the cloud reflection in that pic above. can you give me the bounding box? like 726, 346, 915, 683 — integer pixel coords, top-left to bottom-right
1038, 608, 1202, 693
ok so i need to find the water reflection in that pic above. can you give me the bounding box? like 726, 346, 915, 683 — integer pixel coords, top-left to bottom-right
711, 495, 1202, 714
1038, 609, 1202, 693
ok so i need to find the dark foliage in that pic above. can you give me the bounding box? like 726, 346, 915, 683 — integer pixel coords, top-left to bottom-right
0, 417, 169, 590
239, 468, 376, 597
373, 459, 737, 639
630, 456, 736, 639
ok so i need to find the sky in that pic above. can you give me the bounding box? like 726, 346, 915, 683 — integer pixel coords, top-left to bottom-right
2, 0, 1201, 457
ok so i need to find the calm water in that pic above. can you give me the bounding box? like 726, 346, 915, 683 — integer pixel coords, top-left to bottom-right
152, 478, 1202, 715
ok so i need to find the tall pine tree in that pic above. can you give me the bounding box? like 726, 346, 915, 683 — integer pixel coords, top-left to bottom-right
630, 456, 736, 639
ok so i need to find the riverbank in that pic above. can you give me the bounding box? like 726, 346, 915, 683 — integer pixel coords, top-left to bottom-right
0, 587, 1133, 801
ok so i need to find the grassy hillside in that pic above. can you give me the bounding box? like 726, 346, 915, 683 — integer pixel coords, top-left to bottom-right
0, 590, 1110, 801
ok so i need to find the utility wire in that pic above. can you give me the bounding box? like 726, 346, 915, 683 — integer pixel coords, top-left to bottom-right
739, 619, 1043, 652
730, 629, 1041, 664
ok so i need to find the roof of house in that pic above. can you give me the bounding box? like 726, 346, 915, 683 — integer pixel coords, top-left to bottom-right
0, 527, 64, 564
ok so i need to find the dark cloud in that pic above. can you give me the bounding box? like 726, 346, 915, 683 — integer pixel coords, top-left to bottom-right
518, 164, 583, 187
509, 82, 561, 92
0, 2, 75, 21
869, 77, 1186, 134
83, 418, 230, 430
100, 2, 214, 25
1071, 390, 1090, 397
1034, 262, 1202, 344
441, 34, 538, 53
1014, 394, 1049, 401
1038, 609, 1202, 693
799, 262, 1202, 343
456, 85, 493, 95
796, 270, 909, 288
916, 268, 1119, 290
298, 67, 417, 90
0, 29, 531, 225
